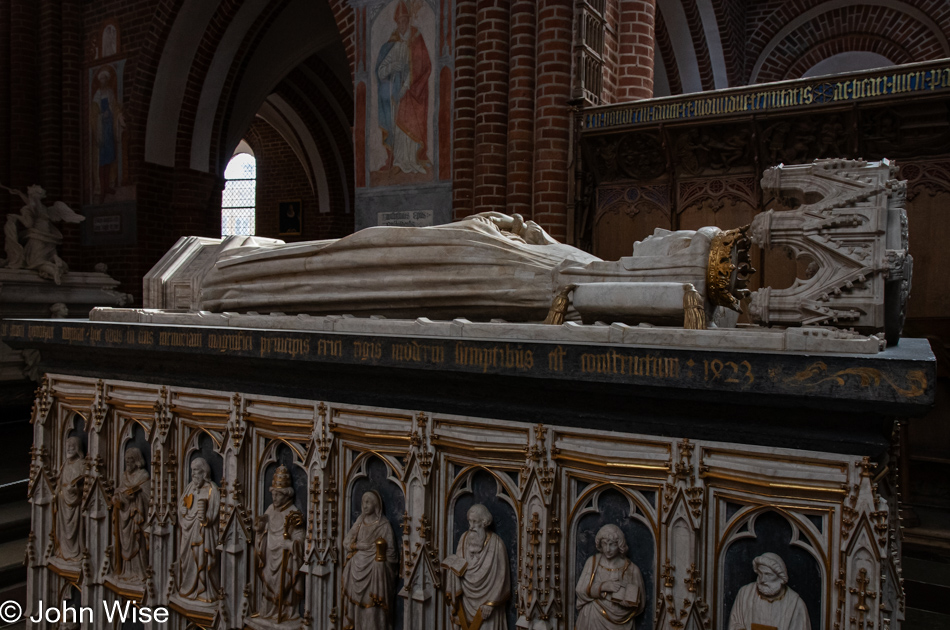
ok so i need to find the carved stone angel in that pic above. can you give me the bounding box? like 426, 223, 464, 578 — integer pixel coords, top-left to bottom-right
0, 183, 85, 284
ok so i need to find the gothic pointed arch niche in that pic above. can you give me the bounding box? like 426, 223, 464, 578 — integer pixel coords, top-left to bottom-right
445, 466, 519, 630
138, 0, 354, 240
718, 507, 825, 630
570, 483, 657, 630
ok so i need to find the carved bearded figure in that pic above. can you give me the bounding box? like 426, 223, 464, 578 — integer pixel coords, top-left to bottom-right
443, 504, 511, 630
255, 465, 305, 623
729, 553, 811, 630
575, 525, 645, 630
54, 436, 85, 561
341, 491, 397, 630
112, 447, 150, 580
178, 457, 220, 601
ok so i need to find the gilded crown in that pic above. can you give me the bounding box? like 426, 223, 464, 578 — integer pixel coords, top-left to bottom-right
271, 464, 292, 489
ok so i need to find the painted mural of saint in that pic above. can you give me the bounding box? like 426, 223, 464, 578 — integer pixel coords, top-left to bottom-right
91, 65, 123, 203
376, 0, 431, 175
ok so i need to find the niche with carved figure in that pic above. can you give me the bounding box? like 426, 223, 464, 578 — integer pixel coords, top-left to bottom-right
445, 467, 519, 630
342, 453, 405, 630
719, 508, 824, 630
570, 485, 656, 630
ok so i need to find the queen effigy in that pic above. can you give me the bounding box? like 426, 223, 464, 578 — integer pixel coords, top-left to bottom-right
151, 159, 910, 343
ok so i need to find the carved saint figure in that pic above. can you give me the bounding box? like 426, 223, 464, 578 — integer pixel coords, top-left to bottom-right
0, 183, 84, 284
54, 436, 85, 561
376, 0, 431, 175
729, 553, 811, 630
178, 457, 220, 601
255, 465, 305, 622
575, 524, 645, 630
443, 504, 511, 630
111, 447, 150, 580
341, 491, 397, 630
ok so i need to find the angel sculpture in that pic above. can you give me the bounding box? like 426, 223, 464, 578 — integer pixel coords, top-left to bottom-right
1, 183, 84, 284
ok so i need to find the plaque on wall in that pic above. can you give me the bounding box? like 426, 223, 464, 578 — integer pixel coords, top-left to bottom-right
80, 201, 137, 246
278, 200, 302, 236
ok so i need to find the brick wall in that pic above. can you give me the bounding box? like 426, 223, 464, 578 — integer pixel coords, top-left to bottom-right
245, 118, 352, 244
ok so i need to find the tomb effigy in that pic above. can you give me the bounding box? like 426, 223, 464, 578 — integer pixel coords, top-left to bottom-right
5, 160, 935, 630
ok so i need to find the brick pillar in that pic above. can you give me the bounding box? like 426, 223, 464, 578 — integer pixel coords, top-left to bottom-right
452, 0, 476, 219
618, 0, 655, 100
532, 0, 572, 241
9, 0, 39, 191
505, 0, 535, 219
472, 0, 510, 214
60, 0, 81, 209
0, 2, 10, 218
39, 0, 62, 198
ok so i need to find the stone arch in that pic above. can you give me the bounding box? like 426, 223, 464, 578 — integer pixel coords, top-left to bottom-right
749, 1, 950, 83
785, 40, 909, 81
137, 0, 354, 175
569, 483, 658, 630
445, 466, 520, 630
258, 438, 308, 517
718, 507, 826, 630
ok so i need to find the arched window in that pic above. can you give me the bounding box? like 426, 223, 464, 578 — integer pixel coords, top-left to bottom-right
222, 149, 256, 236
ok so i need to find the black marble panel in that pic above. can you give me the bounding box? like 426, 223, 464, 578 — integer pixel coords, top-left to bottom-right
4, 320, 934, 412
348, 455, 405, 630
452, 469, 519, 630
261, 443, 307, 518
187, 432, 223, 487
14, 322, 935, 456
723, 510, 822, 630
574, 489, 655, 630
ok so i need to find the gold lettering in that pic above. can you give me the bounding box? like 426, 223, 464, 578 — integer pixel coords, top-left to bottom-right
316, 338, 342, 357
259, 336, 310, 358
28, 325, 55, 341
105, 329, 123, 343
61, 327, 86, 342
391, 340, 445, 364
158, 331, 202, 348
207, 332, 255, 353
352, 340, 382, 362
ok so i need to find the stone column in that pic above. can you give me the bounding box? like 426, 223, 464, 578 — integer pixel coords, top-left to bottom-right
618, 0, 656, 100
